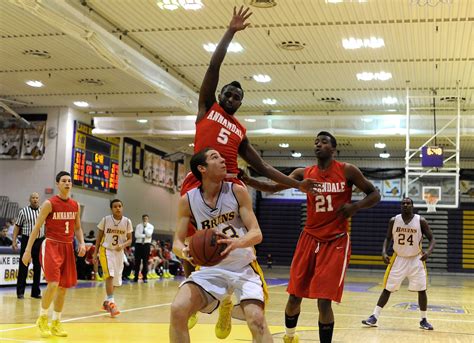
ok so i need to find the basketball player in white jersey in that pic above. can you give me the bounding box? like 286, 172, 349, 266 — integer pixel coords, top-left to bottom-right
362, 197, 436, 330
93, 199, 133, 317
170, 147, 272, 343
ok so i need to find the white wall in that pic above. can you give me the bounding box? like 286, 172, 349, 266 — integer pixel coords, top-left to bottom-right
0, 107, 180, 236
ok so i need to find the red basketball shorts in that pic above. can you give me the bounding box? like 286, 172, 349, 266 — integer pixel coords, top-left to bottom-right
180, 172, 245, 237
287, 230, 351, 303
40, 238, 77, 288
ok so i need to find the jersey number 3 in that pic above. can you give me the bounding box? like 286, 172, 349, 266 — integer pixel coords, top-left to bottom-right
217, 128, 231, 144
315, 195, 334, 212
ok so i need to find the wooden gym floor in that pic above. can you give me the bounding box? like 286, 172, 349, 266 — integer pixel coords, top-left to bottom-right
1, 268, 473, 342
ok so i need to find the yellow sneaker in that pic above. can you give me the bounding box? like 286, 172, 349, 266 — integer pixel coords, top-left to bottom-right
215, 298, 232, 339
36, 315, 51, 338
96, 275, 104, 281
188, 312, 198, 330
283, 334, 299, 342
51, 319, 68, 337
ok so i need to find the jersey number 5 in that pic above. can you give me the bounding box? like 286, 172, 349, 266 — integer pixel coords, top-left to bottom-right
217, 128, 231, 145
315, 195, 334, 212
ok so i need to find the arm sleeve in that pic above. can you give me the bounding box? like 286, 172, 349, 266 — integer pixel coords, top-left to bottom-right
97, 217, 105, 231
144, 224, 154, 237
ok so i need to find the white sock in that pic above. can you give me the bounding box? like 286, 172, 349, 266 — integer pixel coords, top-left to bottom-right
52, 311, 61, 321
285, 327, 296, 338
40, 308, 48, 316
420, 310, 427, 319
373, 305, 383, 319
107, 295, 114, 304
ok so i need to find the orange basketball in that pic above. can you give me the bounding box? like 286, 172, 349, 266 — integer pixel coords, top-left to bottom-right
188, 229, 227, 266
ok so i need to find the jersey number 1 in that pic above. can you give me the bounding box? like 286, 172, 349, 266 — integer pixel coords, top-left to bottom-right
217, 128, 231, 144
65, 222, 70, 234
315, 195, 334, 212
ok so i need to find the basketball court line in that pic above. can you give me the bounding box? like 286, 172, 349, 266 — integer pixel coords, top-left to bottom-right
0, 338, 41, 343
0, 282, 289, 333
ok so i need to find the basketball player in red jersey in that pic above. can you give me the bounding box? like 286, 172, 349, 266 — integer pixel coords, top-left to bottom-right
182, 6, 318, 336
22, 171, 86, 338
242, 132, 381, 343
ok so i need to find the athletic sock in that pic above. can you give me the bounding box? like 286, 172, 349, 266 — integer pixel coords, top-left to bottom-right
107, 295, 114, 303
40, 308, 48, 316
420, 310, 427, 319
318, 321, 334, 343
285, 312, 300, 337
52, 311, 61, 321
374, 305, 383, 319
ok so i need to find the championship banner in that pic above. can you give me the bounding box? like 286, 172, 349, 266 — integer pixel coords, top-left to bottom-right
0, 128, 21, 159
20, 121, 46, 159
0, 254, 46, 286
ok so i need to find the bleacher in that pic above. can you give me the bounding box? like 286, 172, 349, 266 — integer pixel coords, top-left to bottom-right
0, 195, 19, 226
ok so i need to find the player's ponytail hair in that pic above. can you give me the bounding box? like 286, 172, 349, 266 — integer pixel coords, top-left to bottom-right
190, 147, 213, 181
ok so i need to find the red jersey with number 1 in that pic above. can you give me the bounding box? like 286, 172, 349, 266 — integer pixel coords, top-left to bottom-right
45, 195, 78, 243
194, 102, 246, 174
304, 160, 352, 241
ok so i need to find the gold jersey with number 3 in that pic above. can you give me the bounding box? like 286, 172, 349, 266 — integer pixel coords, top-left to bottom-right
392, 214, 423, 257
98, 215, 133, 249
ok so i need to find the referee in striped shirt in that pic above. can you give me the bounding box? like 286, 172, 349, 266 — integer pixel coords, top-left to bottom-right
13, 192, 45, 299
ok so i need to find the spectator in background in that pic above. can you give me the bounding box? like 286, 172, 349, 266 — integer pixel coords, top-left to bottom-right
133, 214, 154, 283
13, 193, 44, 299
6, 220, 15, 239
84, 230, 96, 244
0, 227, 12, 246
161, 241, 173, 278
266, 254, 273, 269
122, 246, 134, 280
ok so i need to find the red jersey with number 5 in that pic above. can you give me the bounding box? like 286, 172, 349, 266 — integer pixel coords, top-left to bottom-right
45, 195, 78, 243
194, 102, 246, 174
304, 160, 352, 241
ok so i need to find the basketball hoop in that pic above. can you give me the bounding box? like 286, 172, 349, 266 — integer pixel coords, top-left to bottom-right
424, 196, 439, 213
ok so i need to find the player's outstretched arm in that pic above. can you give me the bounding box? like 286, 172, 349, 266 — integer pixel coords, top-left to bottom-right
339, 163, 381, 218
197, 6, 252, 122
238, 137, 317, 193
22, 200, 51, 266
218, 184, 262, 256
240, 167, 305, 193
172, 195, 192, 262
382, 218, 395, 264
420, 217, 436, 261
74, 203, 86, 257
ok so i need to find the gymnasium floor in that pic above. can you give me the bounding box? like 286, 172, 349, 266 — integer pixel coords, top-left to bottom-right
1, 268, 473, 343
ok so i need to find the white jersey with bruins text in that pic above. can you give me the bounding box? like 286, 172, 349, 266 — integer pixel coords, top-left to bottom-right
187, 182, 255, 271
392, 214, 423, 257
98, 215, 133, 249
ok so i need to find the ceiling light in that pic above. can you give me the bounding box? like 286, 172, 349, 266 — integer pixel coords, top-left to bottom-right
382, 96, 398, 105
387, 109, 397, 112
278, 41, 306, 51
263, 98, 277, 105
253, 74, 271, 83
342, 37, 384, 49
325, 0, 343, 3
26, 80, 44, 88
244, 118, 256, 123
374, 142, 386, 149
357, 71, 392, 81
73, 101, 89, 108
361, 118, 373, 122
179, 0, 203, 10
379, 151, 390, 158
188, 143, 195, 147
157, 0, 180, 10
203, 42, 243, 53
291, 151, 302, 158
22, 49, 51, 59
279, 143, 289, 148
137, 119, 148, 123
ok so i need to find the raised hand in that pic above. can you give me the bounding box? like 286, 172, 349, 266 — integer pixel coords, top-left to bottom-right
229, 6, 252, 33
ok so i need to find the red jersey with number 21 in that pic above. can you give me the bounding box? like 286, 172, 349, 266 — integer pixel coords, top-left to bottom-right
194, 102, 246, 174
45, 195, 78, 243
304, 160, 352, 241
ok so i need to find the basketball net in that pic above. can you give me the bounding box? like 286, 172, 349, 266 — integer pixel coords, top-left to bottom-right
424, 194, 439, 213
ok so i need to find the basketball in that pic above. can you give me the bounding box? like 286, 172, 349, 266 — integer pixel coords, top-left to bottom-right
188, 229, 227, 266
